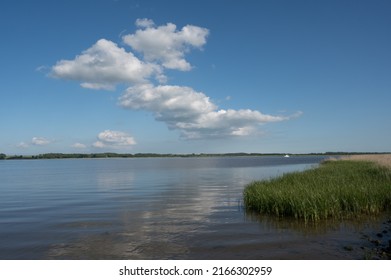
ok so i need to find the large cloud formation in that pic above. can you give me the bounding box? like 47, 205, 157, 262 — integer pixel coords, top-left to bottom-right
123, 19, 209, 71
120, 83, 287, 139
51, 39, 159, 90
51, 19, 297, 141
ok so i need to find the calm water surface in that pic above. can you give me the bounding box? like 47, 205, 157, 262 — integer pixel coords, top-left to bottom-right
0, 156, 385, 259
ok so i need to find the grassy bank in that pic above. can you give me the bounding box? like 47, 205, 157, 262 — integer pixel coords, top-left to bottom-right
244, 159, 391, 223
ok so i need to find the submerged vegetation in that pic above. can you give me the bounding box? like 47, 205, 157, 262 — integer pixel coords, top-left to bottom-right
244, 160, 391, 223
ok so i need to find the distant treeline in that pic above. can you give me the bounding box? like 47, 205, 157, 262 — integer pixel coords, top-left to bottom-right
0, 151, 389, 160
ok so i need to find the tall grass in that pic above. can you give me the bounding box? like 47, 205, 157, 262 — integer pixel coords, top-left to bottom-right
243, 160, 391, 223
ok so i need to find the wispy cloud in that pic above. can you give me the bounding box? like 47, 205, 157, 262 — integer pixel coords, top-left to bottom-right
15, 137, 52, 149
16, 142, 29, 148
71, 143, 87, 149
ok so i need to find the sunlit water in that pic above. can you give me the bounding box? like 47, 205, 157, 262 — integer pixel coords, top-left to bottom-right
0, 156, 386, 259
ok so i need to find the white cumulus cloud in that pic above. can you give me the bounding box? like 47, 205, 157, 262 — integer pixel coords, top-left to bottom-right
123, 19, 209, 71
119, 84, 289, 139
135, 18, 155, 28
51, 39, 159, 90
120, 83, 216, 124
32, 137, 51, 146
71, 143, 87, 149
93, 130, 136, 149
176, 109, 288, 139
49, 18, 301, 142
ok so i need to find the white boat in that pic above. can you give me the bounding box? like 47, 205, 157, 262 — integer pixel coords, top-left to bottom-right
284, 154, 290, 158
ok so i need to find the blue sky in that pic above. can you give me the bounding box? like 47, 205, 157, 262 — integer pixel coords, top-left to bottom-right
1, 0, 390, 155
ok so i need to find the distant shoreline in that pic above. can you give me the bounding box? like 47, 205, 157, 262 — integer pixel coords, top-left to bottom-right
1, 152, 389, 160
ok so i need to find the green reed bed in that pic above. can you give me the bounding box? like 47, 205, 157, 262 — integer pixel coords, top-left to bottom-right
244, 160, 391, 223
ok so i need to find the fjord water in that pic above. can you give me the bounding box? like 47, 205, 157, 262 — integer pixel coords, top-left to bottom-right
0, 156, 378, 259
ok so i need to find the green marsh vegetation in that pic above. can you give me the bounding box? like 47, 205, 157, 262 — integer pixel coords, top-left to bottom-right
244, 159, 391, 223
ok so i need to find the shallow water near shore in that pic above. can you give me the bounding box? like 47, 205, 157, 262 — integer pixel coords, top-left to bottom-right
0, 156, 388, 259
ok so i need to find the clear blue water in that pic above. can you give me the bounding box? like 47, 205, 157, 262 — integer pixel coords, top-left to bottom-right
1, 156, 381, 259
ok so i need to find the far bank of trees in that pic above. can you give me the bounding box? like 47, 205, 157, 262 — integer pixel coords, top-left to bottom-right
1, 152, 389, 160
